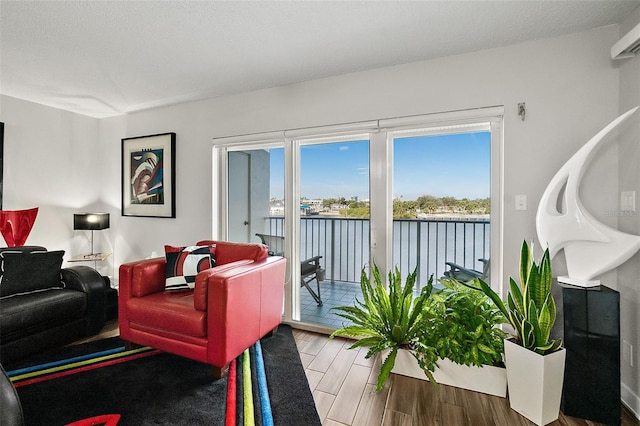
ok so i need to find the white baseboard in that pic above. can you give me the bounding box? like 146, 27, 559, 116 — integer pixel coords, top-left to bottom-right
622, 382, 640, 420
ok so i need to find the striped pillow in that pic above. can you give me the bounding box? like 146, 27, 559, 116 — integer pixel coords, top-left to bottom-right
164, 245, 216, 291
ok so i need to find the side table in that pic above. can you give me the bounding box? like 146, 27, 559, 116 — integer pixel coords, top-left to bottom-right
68, 253, 111, 263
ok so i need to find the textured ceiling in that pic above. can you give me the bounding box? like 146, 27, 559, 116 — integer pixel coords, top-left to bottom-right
1, 1, 639, 118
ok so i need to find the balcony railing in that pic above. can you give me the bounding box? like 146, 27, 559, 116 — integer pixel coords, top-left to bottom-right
264, 216, 490, 289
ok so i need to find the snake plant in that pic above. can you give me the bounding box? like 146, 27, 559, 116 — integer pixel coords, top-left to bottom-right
330, 264, 439, 391
474, 240, 562, 355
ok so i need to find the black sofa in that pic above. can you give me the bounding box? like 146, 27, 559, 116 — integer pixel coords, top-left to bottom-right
0, 364, 23, 426
0, 246, 110, 364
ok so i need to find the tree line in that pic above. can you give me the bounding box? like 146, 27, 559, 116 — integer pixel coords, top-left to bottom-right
324, 195, 490, 219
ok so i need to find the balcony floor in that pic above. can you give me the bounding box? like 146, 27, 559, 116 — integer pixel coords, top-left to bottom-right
299, 280, 361, 328
298, 279, 437, 329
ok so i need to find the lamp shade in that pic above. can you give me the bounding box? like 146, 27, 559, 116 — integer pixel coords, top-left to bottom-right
73, 213, 110, 230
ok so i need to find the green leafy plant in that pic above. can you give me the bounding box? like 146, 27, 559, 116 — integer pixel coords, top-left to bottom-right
330, 264, 439, 391
474, 240, 562, 355
425, 278, 506, 367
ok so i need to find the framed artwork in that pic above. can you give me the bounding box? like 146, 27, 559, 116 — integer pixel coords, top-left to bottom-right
121, 132, 176, 218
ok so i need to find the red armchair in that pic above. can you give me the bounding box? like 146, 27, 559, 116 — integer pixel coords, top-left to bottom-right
118, 240, 286, 378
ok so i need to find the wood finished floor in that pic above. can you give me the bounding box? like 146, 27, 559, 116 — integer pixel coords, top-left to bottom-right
292, 328, 639, 426
87, 321, 638, 425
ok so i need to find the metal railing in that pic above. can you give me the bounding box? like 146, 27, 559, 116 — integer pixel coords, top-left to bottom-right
263, 216, 490, 288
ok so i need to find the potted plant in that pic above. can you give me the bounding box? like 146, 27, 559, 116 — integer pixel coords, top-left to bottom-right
391, 278, 508, 397
475, 240, 565, 426
330, 264, 439, 391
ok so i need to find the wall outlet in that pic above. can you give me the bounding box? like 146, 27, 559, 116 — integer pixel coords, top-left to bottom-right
621, 191, 636, 212
623, 340, 633, 366
515, 194, 527, 211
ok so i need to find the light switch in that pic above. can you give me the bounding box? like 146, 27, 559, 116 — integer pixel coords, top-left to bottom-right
515, 195, 527, 211
621, 191, 636, 212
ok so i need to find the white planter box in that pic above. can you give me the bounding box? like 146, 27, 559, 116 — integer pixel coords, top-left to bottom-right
391, 348, 507, 397
504, 339, 566, 426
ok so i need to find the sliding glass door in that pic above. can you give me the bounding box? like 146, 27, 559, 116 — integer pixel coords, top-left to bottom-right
215, 107, 503, 332
391, 129, 492, 290
296, 137, 370, 327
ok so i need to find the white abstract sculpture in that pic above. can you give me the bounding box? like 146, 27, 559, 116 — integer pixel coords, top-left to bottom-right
536, 107, 640, 287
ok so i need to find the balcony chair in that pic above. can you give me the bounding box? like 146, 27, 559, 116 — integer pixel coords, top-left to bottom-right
118, 240, 286, 378
255, 233, 325, 306
443, 258, 490, 283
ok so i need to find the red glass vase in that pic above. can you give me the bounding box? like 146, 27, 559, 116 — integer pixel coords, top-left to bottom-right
0, 207, 39, 247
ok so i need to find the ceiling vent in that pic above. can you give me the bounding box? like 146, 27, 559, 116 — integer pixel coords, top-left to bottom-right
611, 22, 640, 60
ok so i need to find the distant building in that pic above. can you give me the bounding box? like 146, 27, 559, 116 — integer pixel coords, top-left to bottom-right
269, 199, 285, 216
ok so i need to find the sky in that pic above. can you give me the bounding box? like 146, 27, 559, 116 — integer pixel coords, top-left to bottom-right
269, 131, 491, 201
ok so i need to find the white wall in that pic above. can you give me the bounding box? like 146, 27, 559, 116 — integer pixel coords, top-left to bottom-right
113, 25, 623, 283
0, 95, 108, 269
2, 23, 639, 411
618, 8, 640, 416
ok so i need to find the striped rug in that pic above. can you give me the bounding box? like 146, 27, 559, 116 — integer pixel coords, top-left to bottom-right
8, 346, 159, 388
226, 341, 274, 426
5, 325, 319, 426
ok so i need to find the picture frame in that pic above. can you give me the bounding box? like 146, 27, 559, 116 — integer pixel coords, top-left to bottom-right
121, 132, 176, 218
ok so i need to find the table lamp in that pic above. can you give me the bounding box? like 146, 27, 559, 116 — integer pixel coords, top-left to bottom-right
73, 213, 109, 256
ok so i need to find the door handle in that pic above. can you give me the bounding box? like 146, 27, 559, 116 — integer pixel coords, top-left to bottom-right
244, 221, 249, 225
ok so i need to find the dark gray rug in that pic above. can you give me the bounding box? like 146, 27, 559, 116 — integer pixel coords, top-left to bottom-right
5, 324, 320, 426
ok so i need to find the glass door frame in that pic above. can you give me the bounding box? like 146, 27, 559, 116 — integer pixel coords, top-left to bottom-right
212, 137, 309, 327
212, 106, 504, 331
289, 133, 372, 327
375, 110, 504, 295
